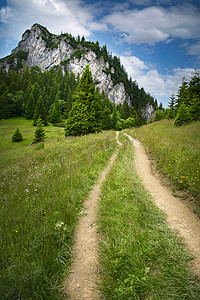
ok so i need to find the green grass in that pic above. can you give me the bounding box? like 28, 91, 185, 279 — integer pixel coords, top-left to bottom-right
0, 118, 117, 299
125, 120, 200, 216
0, 117, 64, 151
98, 133, 200, 299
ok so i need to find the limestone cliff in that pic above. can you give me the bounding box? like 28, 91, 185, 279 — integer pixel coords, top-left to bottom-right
0, 23, 155, 119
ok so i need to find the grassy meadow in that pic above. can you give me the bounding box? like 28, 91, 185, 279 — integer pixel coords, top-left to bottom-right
0, 118, 117, 299
98, 133, 200, 299
125, 120, 200, 216
1, 118, 200, 299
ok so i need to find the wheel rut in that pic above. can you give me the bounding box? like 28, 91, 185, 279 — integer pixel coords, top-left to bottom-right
63, 132, 121, 299
124, 133, 200, 277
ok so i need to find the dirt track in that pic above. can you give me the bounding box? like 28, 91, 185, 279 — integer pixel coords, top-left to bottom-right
125, 133, 200, 277
64, 132, 200, 299
63, 133, 121, 299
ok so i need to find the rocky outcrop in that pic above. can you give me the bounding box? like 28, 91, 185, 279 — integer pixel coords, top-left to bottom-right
142, 103, 155, 122
1, 24, 130, 106
0, 23, 155, 115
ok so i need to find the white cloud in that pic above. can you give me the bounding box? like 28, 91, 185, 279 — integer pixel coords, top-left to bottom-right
103, 4, 200, 45
186, 42, 200, 60
120, 55, 196, 106
0, 0, 99, 40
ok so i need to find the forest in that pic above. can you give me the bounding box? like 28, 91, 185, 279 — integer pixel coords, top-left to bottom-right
0, 63, 149, 132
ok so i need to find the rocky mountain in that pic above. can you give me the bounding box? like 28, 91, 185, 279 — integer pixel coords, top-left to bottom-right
0, 23, 157, 120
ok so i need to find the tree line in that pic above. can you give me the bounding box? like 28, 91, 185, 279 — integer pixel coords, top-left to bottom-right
0, 64, 148, 138
151, 70, 200, 126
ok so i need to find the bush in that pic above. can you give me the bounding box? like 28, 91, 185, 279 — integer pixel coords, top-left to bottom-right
12, 128, 23, 142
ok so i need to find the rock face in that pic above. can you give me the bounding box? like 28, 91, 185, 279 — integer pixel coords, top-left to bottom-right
3, 24, 130, 106
142, 103, 155, 122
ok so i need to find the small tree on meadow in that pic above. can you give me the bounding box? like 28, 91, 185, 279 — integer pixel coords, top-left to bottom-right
32, 117, 45, 144
12, 128, 23, 142
174, 104, 191, 126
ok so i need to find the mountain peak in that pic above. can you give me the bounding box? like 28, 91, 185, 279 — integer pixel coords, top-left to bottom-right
0, 24, 157, 117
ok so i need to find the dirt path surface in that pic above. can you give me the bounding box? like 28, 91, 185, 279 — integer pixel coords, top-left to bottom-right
124, 133, 200, 277
64, 133, 121, 299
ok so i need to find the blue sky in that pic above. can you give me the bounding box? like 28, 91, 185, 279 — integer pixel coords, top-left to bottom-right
0, 0, 200, 107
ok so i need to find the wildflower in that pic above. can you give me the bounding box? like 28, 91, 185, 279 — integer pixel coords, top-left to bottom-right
25, 189, 29, 193
56, 222, 64, 229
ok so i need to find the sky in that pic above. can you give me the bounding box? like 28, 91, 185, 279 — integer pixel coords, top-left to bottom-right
0, 0, 200, 107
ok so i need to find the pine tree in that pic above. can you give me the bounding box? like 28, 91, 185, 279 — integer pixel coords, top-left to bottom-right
174, 104, 191, 126
49, 93, 61, 123
33, 95, 48, 126
65, 65, 101, 136
32, 117, 45, 143
25, 92, 35, 119
166, 93, 175, 119
12, 128, 23, 142
190, 93, 200, 121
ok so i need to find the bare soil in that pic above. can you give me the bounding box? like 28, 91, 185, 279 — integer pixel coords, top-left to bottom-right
125, 133, 200, 277
63, 133, 121, 299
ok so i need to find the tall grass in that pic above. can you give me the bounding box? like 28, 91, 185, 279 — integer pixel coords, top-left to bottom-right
125, 120, 200, 216
98, 133, 200, 299
0, 120, 117, 299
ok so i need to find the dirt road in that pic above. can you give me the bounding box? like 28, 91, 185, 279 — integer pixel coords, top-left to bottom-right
125, 133, 200, 277
63, 133, 121, 299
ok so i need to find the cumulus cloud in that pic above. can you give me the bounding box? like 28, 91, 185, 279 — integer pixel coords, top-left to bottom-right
120, 54, 195, 106
186, 42, 200, 61
0, 0, 101, 40
103, 4, 200, 45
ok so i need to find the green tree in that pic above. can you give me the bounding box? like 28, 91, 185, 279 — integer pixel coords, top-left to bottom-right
65, 65, 101, 136
49, 93, 61, 123
33, 95, 48, 126
166, 93, 175, 119
12, 128, 23, 142
190, 93, 200, 121
25, 92, 35, 119
153, 108, 162, 121
32, 117, 45, 143
174, 104, 191, 126
125, 117, 135, 128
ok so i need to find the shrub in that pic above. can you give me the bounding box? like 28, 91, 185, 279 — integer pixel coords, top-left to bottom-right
12, 128, 23, 142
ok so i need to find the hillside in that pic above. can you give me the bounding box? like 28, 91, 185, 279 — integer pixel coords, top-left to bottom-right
0, 23, 157, 122
126, 120, 200, 216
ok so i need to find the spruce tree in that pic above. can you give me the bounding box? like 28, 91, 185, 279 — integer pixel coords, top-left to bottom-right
12, 128, 23, 142
65, 65, 101, 136
49, 93, 61, 123
25, 92, 35, 119
32, 117, 45, 144
33, 95, 48, 126
174, 104, 191, 126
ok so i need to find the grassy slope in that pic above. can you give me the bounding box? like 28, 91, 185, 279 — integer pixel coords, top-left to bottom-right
125, 120, 200, 216
0, 117, 65, 151
0, 118, 117, 299
98, 133, 200, 299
